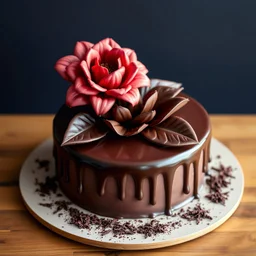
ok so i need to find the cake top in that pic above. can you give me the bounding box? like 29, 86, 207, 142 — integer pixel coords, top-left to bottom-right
55, 38, 198, 147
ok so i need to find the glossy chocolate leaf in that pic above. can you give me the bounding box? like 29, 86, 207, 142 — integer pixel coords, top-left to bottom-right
151, 97, 189, 126
153, 85, 184, 108
140, 79, 182, 98
131, 110, 156, 126
142, 116, 198, 146
142, 90, 158, 113
104, 120, 127, 136
61, 113, 107, 146
124, 123, 148, 136
112, 105, 132, 123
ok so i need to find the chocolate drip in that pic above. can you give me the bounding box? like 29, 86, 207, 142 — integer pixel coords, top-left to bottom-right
97, 175, 107, 196
117, 174, 127, 200
54, 135, 211, 218
149, 176, 157, 205
134, 177, 143, 200
62, 160, 69, 182
203, 134, 211, 173
77, 164, 83, 194
163, 171, 176, 215
183, 164, 190, 194
193, 160, 199, 198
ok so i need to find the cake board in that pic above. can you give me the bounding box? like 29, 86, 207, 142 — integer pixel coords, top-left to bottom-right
19, 138, 244, 250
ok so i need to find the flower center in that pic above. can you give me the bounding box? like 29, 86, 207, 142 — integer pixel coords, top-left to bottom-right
101, 63, 115, 74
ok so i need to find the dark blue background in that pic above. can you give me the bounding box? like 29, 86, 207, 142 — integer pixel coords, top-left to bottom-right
2, 0, 256, 113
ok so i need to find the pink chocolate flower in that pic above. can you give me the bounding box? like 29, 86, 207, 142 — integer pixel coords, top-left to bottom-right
55, 38, 150, 115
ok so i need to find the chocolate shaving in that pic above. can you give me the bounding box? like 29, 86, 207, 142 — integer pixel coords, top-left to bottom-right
211, 164, 235, 178
39, 203, 53, 209
179, 204, 212, 224
35, 176, 57, 195
205, 191, 229, 205
205, 162, 235, 205
53, 200, 72, 214
206, 174, 230, 192
68, 206, 180, 238
35, 158, 50, 172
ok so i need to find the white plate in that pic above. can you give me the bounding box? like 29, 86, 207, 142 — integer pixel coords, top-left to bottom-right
19, 138, 244, 250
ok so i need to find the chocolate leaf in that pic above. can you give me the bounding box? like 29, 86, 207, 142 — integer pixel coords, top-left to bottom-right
151, 97, 189, 126
142, 116, 198, 146
104, 120, 127, 136
131, 110, 156, 126
124, 123, 148, 136
61, 113, 107, 146
142, 90, 158, 113
140, 79, 182, 98
112, 105, 132, 123
153, 85, 184, 108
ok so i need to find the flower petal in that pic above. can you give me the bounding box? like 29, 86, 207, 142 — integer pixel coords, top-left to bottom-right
121, 62, 138, 87
93, 39, 112, 59
128, 72, 150, 88
131, 110, 156, 126
136, 61, 148, 74
74, 41, 93, 60
90, 95, 115, 116
112, 105, 132, 123
115, 88, 140, 106
74, 77, 99, 95
124, 123, 149, 137
105, 85, 132, 97
104, 119, 127, 136
123, 48, 137, 62
91, 63, 109, 83
66, 62, 82, 81
105, 48, 129, 67
55, 55, 79, 81
80, 60, 91, 79
99, 66, 125, 89
66, 85, 89, 107
101, 38, 121, 49
142, 90, 158, 113
87, 78, 107, 92
85, 48, 101, 68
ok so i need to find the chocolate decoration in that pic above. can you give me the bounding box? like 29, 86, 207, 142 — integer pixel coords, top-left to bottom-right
62, 113, 108, 146
183, 165, 190, 194
142, 116, 198, 146
53, 91, 211, 218
102, 81, 197, 146
150, 97, 189, 126
62, 80, 197, 147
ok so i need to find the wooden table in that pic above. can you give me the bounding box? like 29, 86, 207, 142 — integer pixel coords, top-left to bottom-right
0, 115, 255, 256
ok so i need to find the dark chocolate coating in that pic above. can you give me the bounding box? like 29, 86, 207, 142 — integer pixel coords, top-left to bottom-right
53, 94, 211, 218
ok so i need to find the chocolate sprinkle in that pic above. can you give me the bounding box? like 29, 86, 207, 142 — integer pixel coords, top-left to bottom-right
67, 206, 181, 238
35, 176, 58, 195
35, 158, 50, 172
205, 191, 229, 205
205, 163, 235, 205
39, 203, 53, 208
206, 174, 230, 192
211, 164, 235, 178
53, 200, 72, 214
179, 204, 212, 224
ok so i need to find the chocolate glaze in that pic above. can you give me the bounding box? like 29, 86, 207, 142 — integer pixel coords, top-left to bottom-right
53, 94, 211, 218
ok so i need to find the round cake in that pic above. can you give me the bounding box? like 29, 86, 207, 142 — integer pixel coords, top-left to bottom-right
53, 38, 211, 218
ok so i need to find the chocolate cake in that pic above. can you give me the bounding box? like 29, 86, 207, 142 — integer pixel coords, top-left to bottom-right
53, 38, 211, 218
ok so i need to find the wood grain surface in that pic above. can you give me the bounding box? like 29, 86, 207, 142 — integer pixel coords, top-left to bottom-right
0, 115, 255, 256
